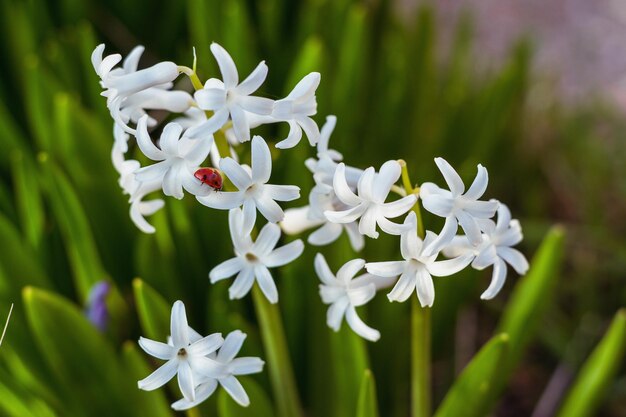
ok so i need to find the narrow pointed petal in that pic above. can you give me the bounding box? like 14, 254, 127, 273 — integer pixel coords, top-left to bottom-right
415, 268, 435, 307
220, 375, 250, 406
380, 194, 417, 218
171, 301, 189, 347
377, 216, 411, 236
254, 222, 281, 256
171, 379, 218, 411
265, 184, 300, 201
188, 333, 224, 356
434, 157, 465, 196
345, 222, 365, 251
357, 167, 376, 201
264, 240, 304, 268
497, 247, 529, 274
251, 136, 272, 183
327, 297, 349, 330
159, 123, 183, 155
373, 160, 401, 202
138, 359, 178, 391
318, 115, 337, 153
423, 216, 458, 256
309, 222, 342, 246
387, 270, 416, 302
255, 193, 285, 223
123, 45, 145, 72
186, 108, 229, 139
347, 283, 376, 306
428, 254, 473, 277
481, 258, 507, 300
178, 361, 195, 402
242, 198, 257, 232
230, 357, 265, 375
238, 96, 274, 116
220, 158, 253, 190
162, 164, 184, 199
217, 330, 246, 363
464, 164, 489, 200
229, 268, 255, 299
333, 163, 361, 206
336, 258, 366, 283
197, 191, 245, 209
314, 253, 336, 285
138, 337, 174, 360
366, 261, 406, 278
325, 204, 366, 224
457, 210, 483, 246
236, 61, 268, 95
211, 43, 238, 88
345, 306, 380, 342
254, 265, 279, 304
135, 116, 164, 160
358, 208, 379, 238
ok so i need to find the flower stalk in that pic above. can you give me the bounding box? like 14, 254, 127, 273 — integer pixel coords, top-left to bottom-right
252, 285, 303, 417
400, 160, 431, 417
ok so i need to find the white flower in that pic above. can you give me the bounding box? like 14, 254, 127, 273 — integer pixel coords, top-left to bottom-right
272, 72, 321, 149
420, 157, 499, 255
129, 182, 166, 234
187, 43, 274, 142
443, 202, 529, 300
197, 136, 300, 230
325, 161, 417, 239
209, 208, 304, 303
365, 213, 473, 307
171, 330, 265, 410
133, 116, 213, 199
315, 254, 394, 341
138, 301, 226, 402
91, 44, 184, 133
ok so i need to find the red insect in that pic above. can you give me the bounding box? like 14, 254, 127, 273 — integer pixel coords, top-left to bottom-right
194, 168, 223, 191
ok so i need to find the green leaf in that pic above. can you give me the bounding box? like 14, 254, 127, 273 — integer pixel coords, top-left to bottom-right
133, 278, 171, 341
217, 376, 275, 417
11, 151, 44, 250
356, 370, 379, 417
556, 309, 626, 417
120, 341, 173, 417
22, 287, 133, 416
433, 334, 509, 417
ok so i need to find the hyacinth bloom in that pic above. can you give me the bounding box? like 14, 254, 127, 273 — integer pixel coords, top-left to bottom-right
84, 281, 111, 331
91, 44, 183, 133
187, 43, 274, 142
138, 301, 226, 402
325, 161, 417, 239
420, 157, 499, 255
171, 330, 264, 410
209, 208, 304, 303
365, 213, 474, 307
197, 136, 300, 230
443, 202, 529, 300
134, 116, 213, 199
315, 254, 394, 341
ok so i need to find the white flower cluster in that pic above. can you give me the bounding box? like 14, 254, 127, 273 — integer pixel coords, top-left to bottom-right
94, 43, 317, 410
281, 120, 529, 341
138, 301, 263, 409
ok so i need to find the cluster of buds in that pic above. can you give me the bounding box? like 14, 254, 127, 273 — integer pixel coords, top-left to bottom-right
93, 40, 528, 408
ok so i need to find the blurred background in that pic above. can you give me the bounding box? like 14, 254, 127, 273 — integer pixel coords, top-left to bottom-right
0, 0, 625, 416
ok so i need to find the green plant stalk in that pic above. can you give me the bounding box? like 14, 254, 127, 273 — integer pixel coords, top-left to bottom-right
252, 285, 303, 417
400, 160, 430, 417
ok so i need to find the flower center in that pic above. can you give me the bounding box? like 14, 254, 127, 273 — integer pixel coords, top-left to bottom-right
177, 348, 188, 358
245, 252, 258, 262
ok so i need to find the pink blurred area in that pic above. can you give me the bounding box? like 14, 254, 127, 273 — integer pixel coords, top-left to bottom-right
403, 0, 626, 107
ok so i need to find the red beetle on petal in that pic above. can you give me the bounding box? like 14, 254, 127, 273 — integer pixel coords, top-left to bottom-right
194, 168, 223, 191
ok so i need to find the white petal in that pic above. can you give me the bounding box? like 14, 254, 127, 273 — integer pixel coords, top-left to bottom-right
162, 164, 184, 199
255, 193, 285, 223
345, 222, 365, 251
230, 104, 251, 143
229, 268, 255, 299
400, 213, 420, 260
497, 247, 529, 275
434, 157, 464, 196
377, 216, 411, 236
347, 283, 376, 307
220, 375, 250, 406
171, 301, 189, 347
190, 356, 228, 379
188, 333, 224, 357
91, 44, 106, 73
372, 160, 401, 202
217, 330, 246, 363
160, 123, 182, 155
464, 164, 489, 200
387, 270, 416, 302
309, 222, 342, 245
495, 202, 512, 233
415, 268, 435, 307
421, 192, 454, 218
135, 116, 164, 160
251, 136, 272, 183
456, 210, 483, 246
472, 244, 498, 270
238, 96, 274, 116
428, 254, 473, 277
298, 116, 321, 145
236, 61, 268, 96
134, 162, 168, 182
358, 208, 379, 238
264, 240, 304, 268
254, 222, 281, 256
325, 204, 366, 224
254, 265, 279, 304
314, 253, 336, 286
333, 163, 361, 206
480, 258, 507, 300
320, 285, 346, 304
265, 184, 300, 201
171, 379, 218, 411
138, 359, 179, 391
230, 357, 264, 375
242, 198, 258, 232
423, 216, 458, 256
220, 158, 253, 190
281, 206, 323, 235
336, 258, 365, 283
138, 337, 174, 360
327, 297, 349, 330
366, 261, 406, 278
186, 108, 230, 139
464, 199, 499, 219
318, 115, 337, 154
344, 306, 380, 342
211, 43, 239, 88
380, 195, 417, 218
275, 121, 303, 149
197, 191, 245, 210
178, 361, 195, 402
357, 167, 376, 201
194, 87, 227, 110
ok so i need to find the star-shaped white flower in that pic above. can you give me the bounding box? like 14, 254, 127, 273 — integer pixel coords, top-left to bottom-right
325, 160, 417, 238
419, 157, 499, 255
210, 208, 304, 303
197, 136, 300, 230
443, 202, 529, 300
91, 44, 183, 133
315, 254, 394, 341
187, 43, 274, 142
271, 72, 321, 148
171, 330, 265, 410
138, 301, 226, 402
133, 116, 213, 199
365, 213, 474, 307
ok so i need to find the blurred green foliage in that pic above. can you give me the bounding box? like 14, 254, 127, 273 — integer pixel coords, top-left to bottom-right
0, 0, 625, 416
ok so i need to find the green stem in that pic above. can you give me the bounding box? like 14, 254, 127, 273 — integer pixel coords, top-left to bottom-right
252, 286, 303, 417
399, 160, 431, 417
